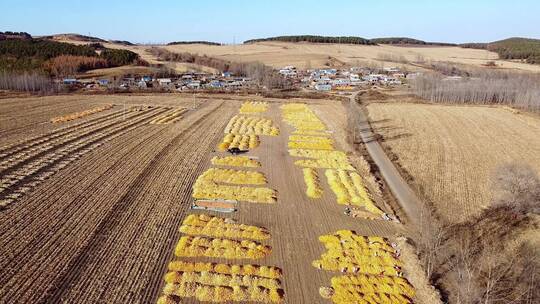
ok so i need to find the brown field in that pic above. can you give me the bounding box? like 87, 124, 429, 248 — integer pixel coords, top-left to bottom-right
53, 37, 540, 73
367, 101, 540, 223
0, 93, 438, 303
162, 41, 540, 72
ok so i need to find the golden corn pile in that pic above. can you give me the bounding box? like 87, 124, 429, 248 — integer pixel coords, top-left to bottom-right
239, 101, 269, 114
325, 169, 383, 215
312, 230, 402, 275
295, 159, 354, 170
192, 180, 276, 204
314, 230, 415, 303
180, 214, 270, 240
292, 129, 330, 136
329, 274, 415, 303
167, 261, 281, 278
198, 168, 267, 185
158, 282, 283, 303
303, 168, 323, 199
288, 140, 334, 150
217, 134, 260, 151
281, 103, 327, 131
289, 135, 334, 143
224, 115, 280, 136
211, 156, 261, 168
175, 235, 271, 259
150, 108, 187, 124
289, 149, 348, 160
50, 104, 113, 123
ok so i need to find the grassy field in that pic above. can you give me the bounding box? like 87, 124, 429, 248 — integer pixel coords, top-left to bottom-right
367, 101, 540, 223
0, 93, 435, 303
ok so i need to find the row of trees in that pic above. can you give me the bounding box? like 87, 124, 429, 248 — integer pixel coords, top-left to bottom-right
411, 69, 540, 112
148, 47, 289, 89
244, 35, 374, 45
167, 41, 221, 46
415, 163, 539, 304
0, 71, 55, 92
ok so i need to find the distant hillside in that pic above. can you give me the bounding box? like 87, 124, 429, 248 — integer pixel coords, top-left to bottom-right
0, 38, 140, 75
370, 37, 456, 46
488, 38, 540, 64
45, 33, 107, 43
0, 31, 32, 41
111, 40, 135, 46
167, 41, 221, 46
244, 35, 375, 45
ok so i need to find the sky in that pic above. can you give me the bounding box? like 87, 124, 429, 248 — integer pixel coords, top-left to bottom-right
1, 0, 539, 44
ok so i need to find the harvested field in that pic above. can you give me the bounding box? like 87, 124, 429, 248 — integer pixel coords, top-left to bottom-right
367, 102, 540, 223
0, 94, 431, 303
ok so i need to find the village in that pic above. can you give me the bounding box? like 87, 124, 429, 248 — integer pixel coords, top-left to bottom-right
60, 65, 417, 92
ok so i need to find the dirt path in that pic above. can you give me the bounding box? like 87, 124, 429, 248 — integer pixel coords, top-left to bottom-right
349, 92, 423, 223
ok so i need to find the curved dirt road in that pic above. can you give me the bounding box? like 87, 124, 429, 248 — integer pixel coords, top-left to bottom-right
350, 92, 423, 223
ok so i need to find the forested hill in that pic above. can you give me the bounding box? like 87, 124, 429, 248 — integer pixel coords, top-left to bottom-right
0, 38, 140, 75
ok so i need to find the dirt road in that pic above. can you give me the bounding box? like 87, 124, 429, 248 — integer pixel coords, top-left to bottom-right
350, 92, 423, 223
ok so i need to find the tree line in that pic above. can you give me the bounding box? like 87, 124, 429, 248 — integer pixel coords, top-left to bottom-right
167, 41, 221, 46
244, 35, 375, 45
461, 38, 540, 64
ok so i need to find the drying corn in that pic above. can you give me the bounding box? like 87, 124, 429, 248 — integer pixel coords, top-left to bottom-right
211, 156, 261, 168
325, 169, 383, 215
224, 115, 279, 136
175, 235, 271, 259
51, 104, 113, 123
239, 101, 269, 114
218, 134, 260, 151
180, 214, 270, 240
288, 141, 334, 150
192, 180, 276, 204
167, 261, 282, 279
303, 168, 323, 199
198, 168, 267, 185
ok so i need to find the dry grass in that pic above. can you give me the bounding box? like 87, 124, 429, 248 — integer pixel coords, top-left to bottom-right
367, 102, 540, 223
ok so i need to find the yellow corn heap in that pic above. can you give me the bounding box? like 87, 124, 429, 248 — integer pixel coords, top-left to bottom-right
150, 108, 187, 124
164, 271, 281, 289
281, 103, 327, 131
211, 156, 261, 168
289, 135, 334, 144
303, 168, 323, 199
167, 261, 282, 279
218, 134, 260, 151
331, 274, 415, 300
288, 141, 334, 150
292, 129, 330, 136
158, 281, 283, 303
289, 149, 348, 160
225, 115, 279, 136
198, 168, 267, 185
175, 235, 271, 259
295, 159, 354, 170
192, 180, 276, 204
312, 230, 402, 275
239, 101, 269, 114
51, 104, 113, 123
180, 214, 270, 240
325, 169, 384, 215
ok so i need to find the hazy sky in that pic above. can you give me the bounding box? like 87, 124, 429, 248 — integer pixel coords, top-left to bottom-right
1, 0, 539, 44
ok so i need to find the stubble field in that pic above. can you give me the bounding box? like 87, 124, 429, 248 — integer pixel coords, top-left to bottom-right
0, 93, 431, 303
367, 101, 540, 223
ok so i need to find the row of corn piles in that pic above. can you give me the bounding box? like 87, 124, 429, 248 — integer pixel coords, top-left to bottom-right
239, 101, 269, 114
314, 230, 415, 303
51, 104, 113, 123
156, 103, 283, 303
150, 107, 187, 124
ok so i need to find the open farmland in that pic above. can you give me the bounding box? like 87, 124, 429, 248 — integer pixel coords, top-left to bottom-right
0, 94, 432, 303
162, 41, 540, 72
366, 101, 540, 223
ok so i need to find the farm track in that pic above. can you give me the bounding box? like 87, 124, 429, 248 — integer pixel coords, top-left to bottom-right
0, 106, 172, 208
0, 100, 234, 303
